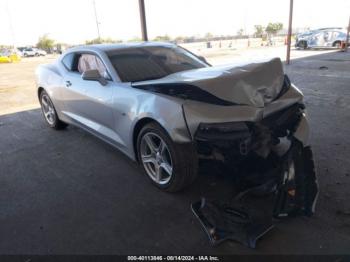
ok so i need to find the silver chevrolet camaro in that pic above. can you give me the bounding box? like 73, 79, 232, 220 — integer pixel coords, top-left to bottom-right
35, 42, 318, 210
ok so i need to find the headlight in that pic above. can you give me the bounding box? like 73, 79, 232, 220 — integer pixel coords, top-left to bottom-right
198, 122, 248, 133
195, 122, 250, 141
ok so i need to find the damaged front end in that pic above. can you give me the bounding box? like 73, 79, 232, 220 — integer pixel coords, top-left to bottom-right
191, 102, 318, 248
133, 57, 318, 247
195, 102, 304, 164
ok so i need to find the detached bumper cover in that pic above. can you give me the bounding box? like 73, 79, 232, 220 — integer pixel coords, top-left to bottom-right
191, 142, 318, 248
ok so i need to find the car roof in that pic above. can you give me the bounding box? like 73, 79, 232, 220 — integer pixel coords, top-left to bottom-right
67, 41, 177, 53
317, 27, 342, 30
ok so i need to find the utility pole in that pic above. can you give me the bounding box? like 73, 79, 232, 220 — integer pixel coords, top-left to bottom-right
5, 1, 16, 48
93, 0, 101, 40
138, 0, 148, 41
345, 16, 350, 52
286, 0, 294, 64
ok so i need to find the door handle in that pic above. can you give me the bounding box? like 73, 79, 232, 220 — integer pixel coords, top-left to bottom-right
65, 81, 72, 87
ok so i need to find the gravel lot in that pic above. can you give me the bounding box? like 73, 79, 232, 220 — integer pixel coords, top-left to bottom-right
0, 55, 57, 115
0, 47, 349, 255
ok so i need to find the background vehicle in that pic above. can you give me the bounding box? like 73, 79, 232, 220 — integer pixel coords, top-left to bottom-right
35, 42, 317, 205
0, 49, 21, 63
295, 28, 348, 49
0, 52, 12, 63
33, 48, 47, 56
22, 48, 36, 57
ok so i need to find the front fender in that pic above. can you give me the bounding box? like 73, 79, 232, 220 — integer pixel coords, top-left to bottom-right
131, 93, 192, 143
293, 113, 310, 146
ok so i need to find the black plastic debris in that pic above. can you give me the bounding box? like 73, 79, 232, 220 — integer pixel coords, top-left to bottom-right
273, 145, 318, 217
191, 144, 318, 248
191, 198, 274, 249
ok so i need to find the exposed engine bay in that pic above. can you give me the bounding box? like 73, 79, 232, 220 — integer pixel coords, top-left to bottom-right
195, 102, 305, 166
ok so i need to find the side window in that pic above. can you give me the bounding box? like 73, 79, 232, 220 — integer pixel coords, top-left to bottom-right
77, 54, 110, 80
332, 31, 340, 39
62, 53, 75, 71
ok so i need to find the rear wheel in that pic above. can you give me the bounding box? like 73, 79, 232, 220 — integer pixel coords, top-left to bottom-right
137, 122, 198, 192
40, 90, 67, 130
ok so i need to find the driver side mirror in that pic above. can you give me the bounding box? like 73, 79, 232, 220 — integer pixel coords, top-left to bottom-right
82, 69, 108, 86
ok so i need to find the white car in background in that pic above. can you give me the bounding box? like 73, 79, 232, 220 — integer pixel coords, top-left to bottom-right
33, 48, 47, 56
23, 48, 47, 57
295, 28, 348, 49
22, 48, 36, 57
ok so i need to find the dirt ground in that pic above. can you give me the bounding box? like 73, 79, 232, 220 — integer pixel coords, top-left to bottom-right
0, 47, 349, 255
0, 55, 57, 115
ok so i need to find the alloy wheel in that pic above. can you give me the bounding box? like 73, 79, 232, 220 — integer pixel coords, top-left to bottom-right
41, 94, 56, 125
140, 132, 173, 185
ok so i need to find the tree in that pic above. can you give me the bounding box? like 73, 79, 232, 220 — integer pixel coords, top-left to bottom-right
85, 37, 120, 45
37, 34, 55, 51
153, 35, 171, 41
265, 22, 283, 36
237, 28, 244, 37
204, 32, 213, 40
127, 36, 142, 42
254, 25, 265, 38
174, 36, 186, 43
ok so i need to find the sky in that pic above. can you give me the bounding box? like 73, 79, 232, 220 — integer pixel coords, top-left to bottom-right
0, 0, 349, 46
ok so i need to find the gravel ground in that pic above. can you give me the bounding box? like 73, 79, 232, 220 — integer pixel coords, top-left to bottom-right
0, 55, 57, 115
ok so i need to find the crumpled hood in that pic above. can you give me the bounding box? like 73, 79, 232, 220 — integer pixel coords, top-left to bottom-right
133, 58, 284, 107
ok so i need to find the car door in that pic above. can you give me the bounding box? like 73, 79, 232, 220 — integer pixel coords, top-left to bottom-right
60, 52, 89, 121
311, 32, 326, 47
61, 53, 120, 144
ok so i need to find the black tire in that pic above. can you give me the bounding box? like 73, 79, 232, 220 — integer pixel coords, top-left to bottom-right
333, 41, 341, 48
137, 122, 198, 192
39, 90, 67, 130
299, 41, 308, 49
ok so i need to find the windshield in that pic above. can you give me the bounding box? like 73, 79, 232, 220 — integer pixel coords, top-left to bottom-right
107, 46, 208, 82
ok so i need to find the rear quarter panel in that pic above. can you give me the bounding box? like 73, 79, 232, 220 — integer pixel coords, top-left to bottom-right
35, 62, 67, 120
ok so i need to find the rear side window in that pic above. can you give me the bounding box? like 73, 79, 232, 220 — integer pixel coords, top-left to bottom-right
61, 53, 75, 71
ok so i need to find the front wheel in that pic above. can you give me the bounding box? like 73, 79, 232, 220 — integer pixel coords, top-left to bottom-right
333, 41, 341, 48
137, 122, 198, 192
299, 41, 308, 49
40, 90, 67, 130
